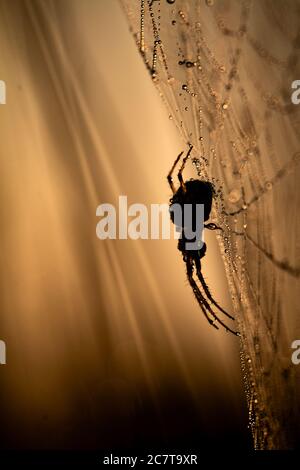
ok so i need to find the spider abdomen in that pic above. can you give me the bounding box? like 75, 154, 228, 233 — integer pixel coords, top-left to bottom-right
169, 179, 214, 228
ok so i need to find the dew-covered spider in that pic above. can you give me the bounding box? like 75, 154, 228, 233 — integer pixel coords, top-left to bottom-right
167, 145, 239, 336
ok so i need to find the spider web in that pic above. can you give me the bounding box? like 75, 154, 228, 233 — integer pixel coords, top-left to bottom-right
120, 0, 300, 449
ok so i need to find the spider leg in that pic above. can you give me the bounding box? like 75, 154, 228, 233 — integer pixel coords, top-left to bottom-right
194, 258, 235, 321
167, 151, 184, 194
204, 223, 223, 231
178, 145, 193, 189
197, 288, 239, 336
187, 257, 239, 335
186, 256, 219, 330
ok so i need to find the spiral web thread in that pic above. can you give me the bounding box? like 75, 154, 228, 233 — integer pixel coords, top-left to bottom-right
120, 0, 300, 449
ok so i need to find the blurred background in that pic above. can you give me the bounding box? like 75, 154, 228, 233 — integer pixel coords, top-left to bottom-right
0, 0, 251, 451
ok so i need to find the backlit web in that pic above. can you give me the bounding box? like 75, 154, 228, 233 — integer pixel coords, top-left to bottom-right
120, 0, 300, 449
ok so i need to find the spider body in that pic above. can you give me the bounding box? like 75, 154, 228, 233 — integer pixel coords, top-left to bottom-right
170, 179, 214, 225
170, 179, 214, 259
167, 146, 239, 336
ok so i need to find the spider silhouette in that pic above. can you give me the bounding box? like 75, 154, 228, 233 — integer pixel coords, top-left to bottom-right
167, 145, 239, 336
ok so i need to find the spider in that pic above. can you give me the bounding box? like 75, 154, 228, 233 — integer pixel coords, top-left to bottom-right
167, 145, 239, 336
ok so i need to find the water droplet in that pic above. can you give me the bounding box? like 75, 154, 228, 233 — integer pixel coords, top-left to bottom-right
265, 181, 272, 190
222, 101, 229, 110
228, 188, 241, 204
182, 84, 188, 91
172, 20, 177, 25
167, 0, 176, 4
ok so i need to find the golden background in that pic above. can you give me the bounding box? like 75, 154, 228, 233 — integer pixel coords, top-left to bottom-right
0, 0, 248, 449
